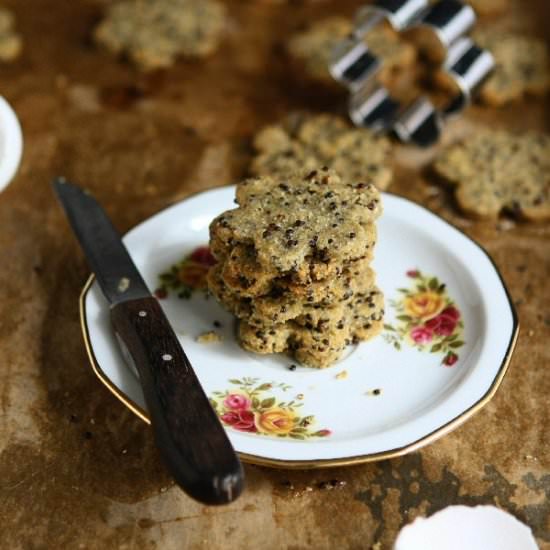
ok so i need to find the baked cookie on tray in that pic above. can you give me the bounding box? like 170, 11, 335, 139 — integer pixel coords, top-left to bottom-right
251, 113, 393, 190
238, 288, 384, 368
474, 30, 550, 106
94, 0, 226, 70
434, 129, 550, 221
0, 8, 22, 62
287, 16, 416, 88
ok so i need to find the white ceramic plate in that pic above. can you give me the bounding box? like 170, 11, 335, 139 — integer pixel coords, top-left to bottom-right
80, 186, 518, 468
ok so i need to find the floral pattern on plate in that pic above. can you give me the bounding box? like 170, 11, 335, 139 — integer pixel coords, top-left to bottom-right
210, 377, 332, 439
383, 270, 465, 366
155, 245, 215, 299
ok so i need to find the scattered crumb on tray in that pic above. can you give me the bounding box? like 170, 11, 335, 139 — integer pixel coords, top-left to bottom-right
196, 331, 223, 344
366, 388, 382, 396
335, 370, 348, 380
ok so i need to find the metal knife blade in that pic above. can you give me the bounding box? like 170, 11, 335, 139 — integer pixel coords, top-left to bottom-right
53, 177, 244, 505
53, 178, 150, 305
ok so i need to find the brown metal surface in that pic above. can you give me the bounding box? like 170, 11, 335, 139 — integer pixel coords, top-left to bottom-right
0, 1, 548, 548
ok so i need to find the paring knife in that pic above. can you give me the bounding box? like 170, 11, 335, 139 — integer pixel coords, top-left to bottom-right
53, 177, 244, 505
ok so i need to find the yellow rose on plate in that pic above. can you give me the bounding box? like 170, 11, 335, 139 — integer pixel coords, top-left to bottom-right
257, 408, 295, 435
404, 291, 445, 321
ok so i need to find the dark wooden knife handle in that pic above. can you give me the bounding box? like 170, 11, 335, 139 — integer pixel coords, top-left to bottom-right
110, 297, 244, 505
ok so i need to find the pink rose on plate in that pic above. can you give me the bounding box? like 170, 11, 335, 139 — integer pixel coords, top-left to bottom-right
223, 393, 251, 411
441, 306, 460, 321
425, 315, 454, 336
220, 410, 257, 432
425, 306, 460, 336
410, 326, 433, 344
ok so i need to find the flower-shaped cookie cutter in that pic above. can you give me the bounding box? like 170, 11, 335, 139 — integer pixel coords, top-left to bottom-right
329, 0, 495, 146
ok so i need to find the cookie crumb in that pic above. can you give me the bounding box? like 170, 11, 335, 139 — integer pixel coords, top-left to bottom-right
496, 220, 515, 232
196, 331, 223, 344
317, 479, 347, 490
366, 388, 382, 396
335, 370, 348, 380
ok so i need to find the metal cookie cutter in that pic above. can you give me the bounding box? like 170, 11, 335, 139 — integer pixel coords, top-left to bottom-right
332, 0, 494, 146
350, 38, 494, 146
329, 0, 429, 93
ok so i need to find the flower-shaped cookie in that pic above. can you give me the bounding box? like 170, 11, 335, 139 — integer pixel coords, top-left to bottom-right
434, 129, 550, 221
474, 29, 550, 106
238, 288, 384, 368
251, 113, 393, 190
94, 0, 226, 70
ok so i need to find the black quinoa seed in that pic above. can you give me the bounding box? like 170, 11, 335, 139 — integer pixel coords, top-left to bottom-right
305, 170, 318, 180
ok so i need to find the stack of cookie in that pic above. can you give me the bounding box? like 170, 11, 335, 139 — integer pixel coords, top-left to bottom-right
208, 168, 384, 368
